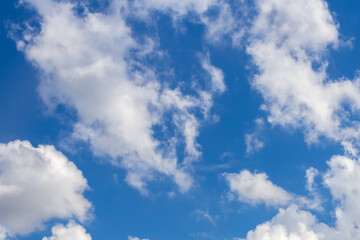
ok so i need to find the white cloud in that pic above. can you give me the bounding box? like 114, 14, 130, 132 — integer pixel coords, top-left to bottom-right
245, 0, 360, 146
131, 0, 217, 16
224, 169, 321, 210
239, 155, 360, 240
324, 155, 360, 239
201, 53, 226, 93
302, 167, 322, 211
305, 167, 319, 193
245, 135, 264, 154
200, 3, 236, 43
18, 0, 225, 194
245, 118, 265, 154
224, 170, 293, 207
129, 0, 236, 44
0, 140, 91, 236
195, 210, 216, 225
236, 0, 360, 238
42, 221, 91, 240
241, 205, 337, 240
128, 236, 149, 240
237, 0, 360, 236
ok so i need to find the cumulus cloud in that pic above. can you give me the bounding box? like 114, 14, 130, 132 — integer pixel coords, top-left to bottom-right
238, 155, 360, 240
236, 0, 360, 236
42, 221, 92, 240
224, 170, 293, 207
0, 140, 91, 236
224, 169, 322, 210
241, 205, 337, 240
17, 0, 226, 194
324, 155, 360, 239
245, 0, 360, 147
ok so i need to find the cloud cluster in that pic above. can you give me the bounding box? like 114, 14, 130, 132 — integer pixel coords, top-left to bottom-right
233, 156, 360, 240
246, 0, 360, 147
239, 155, 360, 240
10, 0, 360, 239
18, 0, 227, 193
236, 0, 360, 238
0, 140, 91, 237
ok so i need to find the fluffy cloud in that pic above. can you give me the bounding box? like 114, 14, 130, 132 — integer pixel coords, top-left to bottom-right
237, 0, 360, 237
239, 155, 360, 240
224, 169, 322, 210
324, 155, 360, 239
42, 221, 91, 240
0, 140, 91, 236
18, 0, 225, 193
246, 0, 360, 146
241, 205, 337, 240
224, 170, 293, 207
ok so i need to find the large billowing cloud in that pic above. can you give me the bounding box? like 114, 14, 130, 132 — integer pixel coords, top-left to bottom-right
42, 221, 92, 240
246, 0, 360, 148
0, 140, 91, 236
17, 0, 226, 193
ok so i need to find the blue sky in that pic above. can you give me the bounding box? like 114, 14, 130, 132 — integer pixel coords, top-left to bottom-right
1, 0, 360, 239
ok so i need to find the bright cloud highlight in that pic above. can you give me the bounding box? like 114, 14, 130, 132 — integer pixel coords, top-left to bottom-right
0, 140, 91, 236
